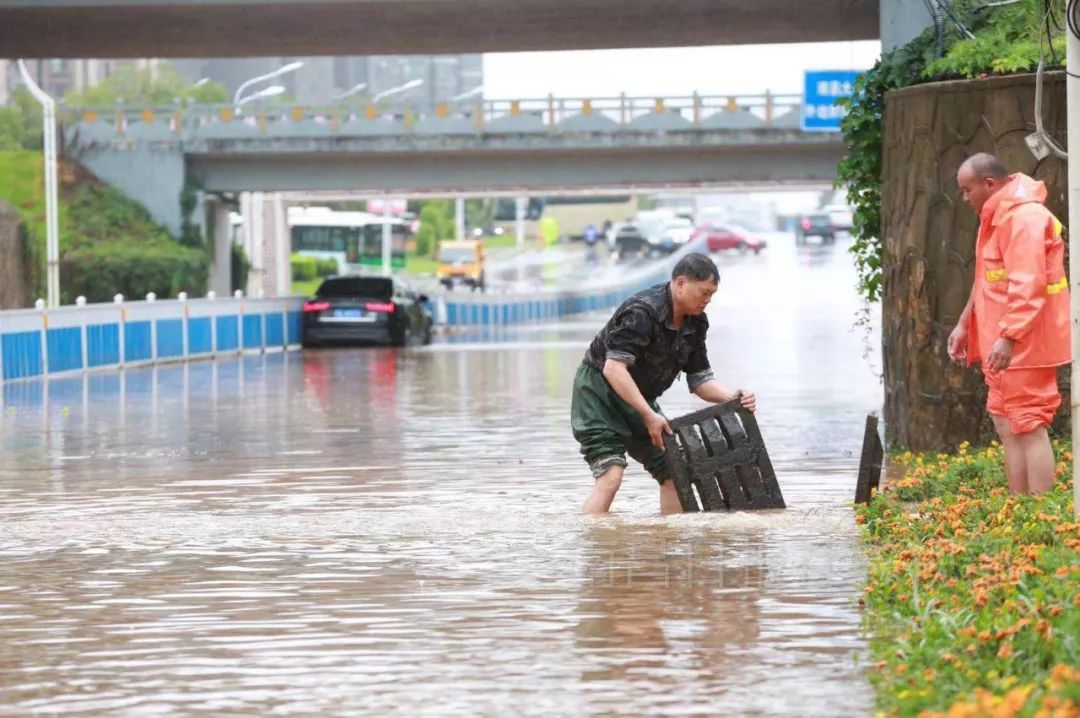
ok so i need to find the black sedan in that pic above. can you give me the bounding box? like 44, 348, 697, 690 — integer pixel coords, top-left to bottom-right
301, 276, 434, 348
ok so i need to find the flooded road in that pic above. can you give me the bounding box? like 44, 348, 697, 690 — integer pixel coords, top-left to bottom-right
0, 235, 882, 716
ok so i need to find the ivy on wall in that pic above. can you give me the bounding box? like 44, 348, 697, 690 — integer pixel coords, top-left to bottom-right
836, 0, 1066, 303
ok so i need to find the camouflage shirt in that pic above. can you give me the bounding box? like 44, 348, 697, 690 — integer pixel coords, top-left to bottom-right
583, 282, 714, 402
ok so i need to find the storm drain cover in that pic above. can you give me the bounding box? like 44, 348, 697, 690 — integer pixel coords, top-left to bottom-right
663, 401, 785, 512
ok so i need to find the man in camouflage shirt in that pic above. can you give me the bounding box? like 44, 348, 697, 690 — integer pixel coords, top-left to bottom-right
572, 253, 757, 514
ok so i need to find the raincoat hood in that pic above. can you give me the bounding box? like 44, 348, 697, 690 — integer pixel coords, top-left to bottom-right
982, 173, 1048, 226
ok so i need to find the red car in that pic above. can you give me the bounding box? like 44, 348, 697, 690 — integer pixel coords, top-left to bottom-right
695, 223, 768, 254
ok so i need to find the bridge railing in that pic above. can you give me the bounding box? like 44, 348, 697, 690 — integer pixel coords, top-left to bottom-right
60, 93, 808, 143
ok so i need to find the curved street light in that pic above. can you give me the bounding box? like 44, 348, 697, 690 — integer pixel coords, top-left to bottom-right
451, 86, 484, 102
236, 84, 286, 107
372, 79, 423, 103
332, 81, 367, 102
233, 61, 303, 105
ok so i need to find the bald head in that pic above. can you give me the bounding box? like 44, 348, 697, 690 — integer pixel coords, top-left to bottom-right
960, 153, 1009, 181
957, 153, 1011, 215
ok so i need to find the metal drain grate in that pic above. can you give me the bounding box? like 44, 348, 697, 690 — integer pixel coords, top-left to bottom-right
663, 401, 785, 511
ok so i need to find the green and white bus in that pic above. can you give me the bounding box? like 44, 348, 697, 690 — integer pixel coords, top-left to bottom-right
288, 206, 410, 273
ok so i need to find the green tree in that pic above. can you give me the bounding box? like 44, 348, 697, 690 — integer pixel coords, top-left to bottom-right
10, 89, 43, 150
64, 63, 228, 106
0, 106, 25, 151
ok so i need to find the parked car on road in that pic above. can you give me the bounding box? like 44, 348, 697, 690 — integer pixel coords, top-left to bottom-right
662, 216, 696, 249
822, 204, 854, 232
301, 276, 433, 348
696, 222, 768, 254
614, 213, 691, 258
796, 214, 838, 245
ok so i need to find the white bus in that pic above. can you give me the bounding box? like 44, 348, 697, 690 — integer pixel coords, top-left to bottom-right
288, 206, 410, 273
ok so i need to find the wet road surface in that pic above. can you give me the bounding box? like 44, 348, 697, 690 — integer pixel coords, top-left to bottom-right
0, 234, 882, 716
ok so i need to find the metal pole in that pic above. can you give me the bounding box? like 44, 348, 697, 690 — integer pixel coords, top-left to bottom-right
1068, 7, 1080, 516
516, 197, 526, 248
381, 198, 392, 276
233, 61, 303, 106
17, 60, 59, 309
455, 196, 466, 241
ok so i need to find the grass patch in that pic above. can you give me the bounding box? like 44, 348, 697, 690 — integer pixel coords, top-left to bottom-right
291, 278, 322, 297
481, 233, 518, 250
858, 441, 1080, 717
405, 254, 438, 277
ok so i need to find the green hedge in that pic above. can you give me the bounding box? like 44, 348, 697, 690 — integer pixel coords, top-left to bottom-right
61, 240, 208, 303
291, 254, 317, 281
315, 257, 338, 277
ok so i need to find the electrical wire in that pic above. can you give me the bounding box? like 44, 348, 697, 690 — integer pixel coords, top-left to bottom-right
1028, 0, 1071, 159
1041, 0, 1060, 66
934, 0, 976, 39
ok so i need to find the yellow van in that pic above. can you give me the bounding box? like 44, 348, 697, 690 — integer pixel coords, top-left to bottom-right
436, 240, 486, 292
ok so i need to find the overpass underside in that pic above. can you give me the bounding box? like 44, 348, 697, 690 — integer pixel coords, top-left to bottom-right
188, 141, 845, 195
0, 0, 879, 57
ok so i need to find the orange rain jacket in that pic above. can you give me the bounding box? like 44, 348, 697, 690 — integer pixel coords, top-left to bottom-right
967, 173, 1070, 369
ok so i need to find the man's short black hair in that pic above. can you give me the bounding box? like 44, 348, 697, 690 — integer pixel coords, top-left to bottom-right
672, 252, 720, 283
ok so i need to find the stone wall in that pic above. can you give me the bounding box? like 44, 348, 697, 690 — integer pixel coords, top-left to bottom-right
882, 72, 1068, 451
0, 199, 29, 309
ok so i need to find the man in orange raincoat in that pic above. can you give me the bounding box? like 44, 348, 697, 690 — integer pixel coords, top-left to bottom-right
948, 153, 1070, 495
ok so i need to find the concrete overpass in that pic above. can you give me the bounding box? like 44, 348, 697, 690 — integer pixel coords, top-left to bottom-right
0, 0, 882, 57
62, 93, 842, 234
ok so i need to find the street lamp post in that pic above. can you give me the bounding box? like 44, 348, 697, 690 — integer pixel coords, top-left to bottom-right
236, 85, 286, 107
372, 79, 423, 104
233, 61, 303, 106
332, 82, 367, 102
16, 60, 59, 308
451, 86, 483, 102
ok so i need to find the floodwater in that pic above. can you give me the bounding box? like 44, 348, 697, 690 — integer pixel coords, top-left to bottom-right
0, 235, 882, 716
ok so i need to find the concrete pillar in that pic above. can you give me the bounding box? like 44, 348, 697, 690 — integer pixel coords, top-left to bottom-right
880, 0, 934, 53
515, 197, 526, 248
455, 196, 466, 240
256, 192, 285, 297
209, 199, 232, 296
243, 191, 265, 298
273, 193, 291, 296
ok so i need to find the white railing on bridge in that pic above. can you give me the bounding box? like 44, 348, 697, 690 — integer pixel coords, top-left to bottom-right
61, 93, 807, 144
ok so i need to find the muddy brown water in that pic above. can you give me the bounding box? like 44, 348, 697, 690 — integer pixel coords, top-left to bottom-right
0, 236, 881, 716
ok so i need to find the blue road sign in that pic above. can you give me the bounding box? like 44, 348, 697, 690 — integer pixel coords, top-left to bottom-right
802, 70, 859, 132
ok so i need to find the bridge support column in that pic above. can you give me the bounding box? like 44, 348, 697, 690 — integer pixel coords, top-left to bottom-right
515, 197, 526, 248
455, 196, 466, 241
209, 198, 233, 296
262, 192, 289, 297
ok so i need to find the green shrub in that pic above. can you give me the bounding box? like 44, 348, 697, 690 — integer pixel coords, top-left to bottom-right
60, 240, 208, 303
315, 257, 338, 277
231, 243, 251, 293
291, 253, 317, 281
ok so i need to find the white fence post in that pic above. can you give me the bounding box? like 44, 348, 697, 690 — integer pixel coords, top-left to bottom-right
35, 298, 48, 376
114, 294, 126, 370
178, 292, 189, 357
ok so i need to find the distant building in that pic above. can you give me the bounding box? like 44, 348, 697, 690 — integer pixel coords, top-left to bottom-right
1, 59, 161, 103
173, 55, 483, 107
